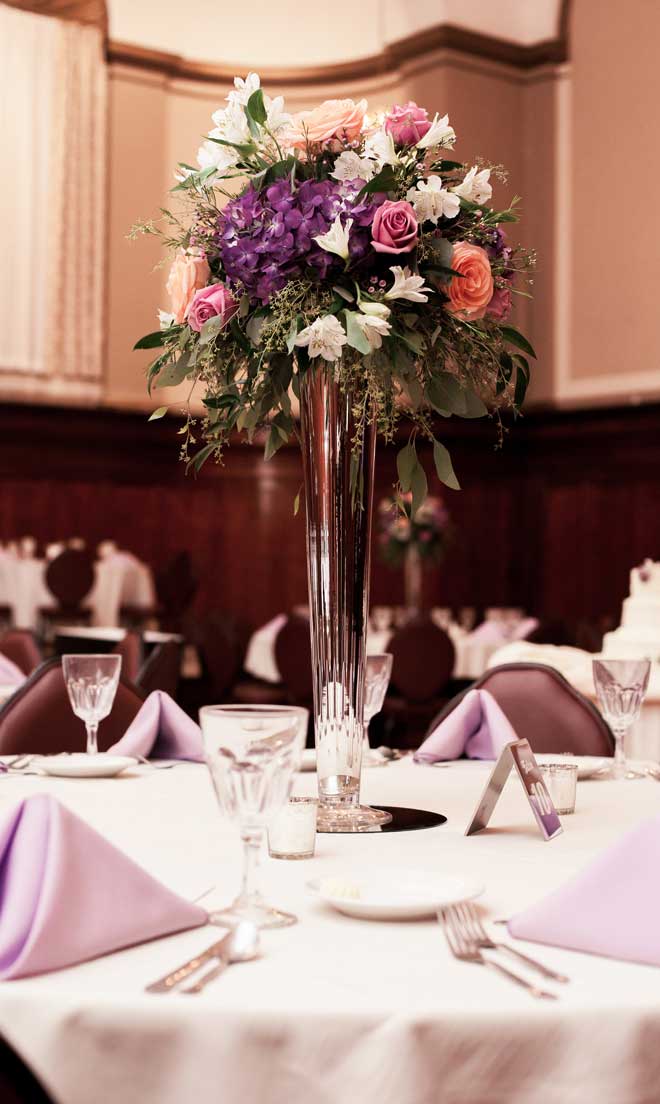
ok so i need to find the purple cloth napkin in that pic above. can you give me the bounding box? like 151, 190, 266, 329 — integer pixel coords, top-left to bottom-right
0, 794, 208, 979
0, 654, 25, 688
508, 814, 660, 966
414, 688, 518, 763
108, 690, 203, 761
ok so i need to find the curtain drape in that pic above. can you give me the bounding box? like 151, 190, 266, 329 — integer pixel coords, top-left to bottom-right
0, 3, 106, 399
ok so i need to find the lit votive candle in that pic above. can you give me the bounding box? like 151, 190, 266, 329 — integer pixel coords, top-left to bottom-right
541, 763, 578, 815
268, 798, 318, 860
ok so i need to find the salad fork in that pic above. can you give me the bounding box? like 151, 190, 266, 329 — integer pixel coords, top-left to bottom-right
439, 905, 557, 1000
452, 901, 569, 983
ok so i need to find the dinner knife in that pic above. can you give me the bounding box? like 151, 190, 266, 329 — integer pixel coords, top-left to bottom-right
145, 930, 235, 994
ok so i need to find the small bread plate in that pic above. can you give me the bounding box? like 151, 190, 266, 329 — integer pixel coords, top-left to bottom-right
308, 867, 484, 921
35, 754, 138, 779
535, 754, 607, 780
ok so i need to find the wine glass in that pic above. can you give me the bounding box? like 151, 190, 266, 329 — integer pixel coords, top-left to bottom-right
592, 658, 651, 779
62, 654, 122, 755
362, 653, 393, 767
200, 704, 308, 929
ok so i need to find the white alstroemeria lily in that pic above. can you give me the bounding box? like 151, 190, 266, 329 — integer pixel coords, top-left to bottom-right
313, 216, 354, 262
406, 175, 460, 224
364, 127, 398, 168
452, 166, 493, 205
295, 315, 347, 361
331, 150, 375, 184
416, 113, 456, 149
358, 300, 391, 319
384, 266, 430, 303
158, 309, 175, 330
197, 127, 241, 174
354, 312, 392, 351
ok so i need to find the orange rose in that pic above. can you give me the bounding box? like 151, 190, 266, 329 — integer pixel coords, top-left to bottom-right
166, 250, 210, 324
284, 98, 367, 150
446, 242, 493, 319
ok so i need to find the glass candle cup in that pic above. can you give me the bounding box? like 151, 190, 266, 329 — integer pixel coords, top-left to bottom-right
268, 798, 318, 860
541, 763, 578, 815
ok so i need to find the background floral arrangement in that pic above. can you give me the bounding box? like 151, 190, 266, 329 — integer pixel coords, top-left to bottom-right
134, 74, 535, 509
377, 492, 452, 567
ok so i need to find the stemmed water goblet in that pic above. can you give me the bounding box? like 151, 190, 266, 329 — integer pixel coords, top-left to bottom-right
362, 653, 394, 767
199, 704, 308, 929
62, 654, 122, 755
592, 658, 651, 779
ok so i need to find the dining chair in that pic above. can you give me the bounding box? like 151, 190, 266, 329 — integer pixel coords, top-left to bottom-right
426, 662, 614, 756
383, 617, 457, 748
112, 629, 142, 683
39, 548, 95, 629
136, 641, 180, 699
0, 657, 146, 755
0, 1037, 56, 1104
0, 629, 42, 675
274, 615, 314, 707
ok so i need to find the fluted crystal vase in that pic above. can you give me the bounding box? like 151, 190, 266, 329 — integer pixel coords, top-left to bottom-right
299, 365, 392, 832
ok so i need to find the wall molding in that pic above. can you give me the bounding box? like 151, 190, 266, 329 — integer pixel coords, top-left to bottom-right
107, 20, 569, 90
2, 0, 106, 30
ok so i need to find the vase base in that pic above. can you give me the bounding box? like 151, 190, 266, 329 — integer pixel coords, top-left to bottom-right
209, 902, 297, 930
316, 803, 393, 833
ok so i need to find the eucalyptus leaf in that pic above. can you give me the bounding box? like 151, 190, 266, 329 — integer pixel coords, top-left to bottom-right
500, 325, 537, 358
357, 164, 397, 197
148, 405, 168, 421
153, 352, 192, 389
397, 443, 417, 492
264, 425, 285, 461
293, 489, 301, 517
200, 314, 226, 346
344, 311, 371, 356
432, 439, 460, 490
410, 461, 428, 518
134, 330, 169, 351
187, 442, 216, 473
286, 317, 300, 354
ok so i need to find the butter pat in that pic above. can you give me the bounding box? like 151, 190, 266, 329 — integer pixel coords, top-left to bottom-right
320, 878, 361, 899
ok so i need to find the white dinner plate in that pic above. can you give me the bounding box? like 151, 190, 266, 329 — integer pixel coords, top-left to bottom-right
535, 754, 607, 780
35, 754, 138, 779
308, 867, 484, 921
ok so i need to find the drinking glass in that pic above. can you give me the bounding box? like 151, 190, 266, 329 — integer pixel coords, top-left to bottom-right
200, 705, 308, 928
593, 658, 651, 779
62, 654, 122, 755
362, 653, 393, 766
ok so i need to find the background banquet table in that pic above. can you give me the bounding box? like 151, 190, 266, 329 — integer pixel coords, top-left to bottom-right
2, 760, 660, 1104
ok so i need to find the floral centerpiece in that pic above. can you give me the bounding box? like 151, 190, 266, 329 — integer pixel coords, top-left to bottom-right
134, 75, 535, 833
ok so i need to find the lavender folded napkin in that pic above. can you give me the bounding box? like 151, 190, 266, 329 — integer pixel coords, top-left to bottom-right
0, 654, 25, 688
108, 690, 203, 761
0, 794, 207, 979
414, 688, 518, 763
508, 814, 660, 966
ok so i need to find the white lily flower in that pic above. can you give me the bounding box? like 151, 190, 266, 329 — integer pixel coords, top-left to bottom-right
384, 266, 430, 303
406, 175, 460, 223
265, 94, 291, 133
225, 72, 261, 109
295, 315, 347, 362
358, 300, 391, 319
354, 312, 391, 351
416, 113, 456, 150
364, 127, 398, 168
158, 309, 175, 330
313, 216, 353, 262
452, 165, 492, 204
331, 150, 374, 184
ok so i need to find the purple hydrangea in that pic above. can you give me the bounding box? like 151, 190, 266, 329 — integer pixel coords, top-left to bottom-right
484, 228, 513, 277
216, 178, 385, 304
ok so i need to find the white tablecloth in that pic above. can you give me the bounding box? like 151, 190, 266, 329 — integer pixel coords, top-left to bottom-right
2, 761, 660, 1104
244, 619, 507, 684
0, 552, 156, 629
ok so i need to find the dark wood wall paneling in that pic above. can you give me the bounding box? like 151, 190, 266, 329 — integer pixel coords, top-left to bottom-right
1, 401, 659, 632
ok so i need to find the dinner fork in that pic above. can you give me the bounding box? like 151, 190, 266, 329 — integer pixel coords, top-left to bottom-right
439, 906, 557, 999
452, 901, 569, 983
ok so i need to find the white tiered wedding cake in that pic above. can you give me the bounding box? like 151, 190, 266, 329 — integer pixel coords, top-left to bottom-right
603, 559, 660, 661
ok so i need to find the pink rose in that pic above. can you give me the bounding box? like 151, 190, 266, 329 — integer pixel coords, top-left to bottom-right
284, 98, 367, 150
166, 250, 210, 324
446, 242, 494, 319
187, 283, 238, 333
486, 284, 513, 321
384, 102, 431, 146
371, 200, 418, 254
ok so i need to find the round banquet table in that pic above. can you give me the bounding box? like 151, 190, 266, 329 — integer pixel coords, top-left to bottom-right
2, 760, 660, 1104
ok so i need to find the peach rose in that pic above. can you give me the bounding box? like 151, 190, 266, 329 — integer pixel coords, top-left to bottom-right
446, 242, 494, 319
284, 98, 367, 150
166, 250, 210, 324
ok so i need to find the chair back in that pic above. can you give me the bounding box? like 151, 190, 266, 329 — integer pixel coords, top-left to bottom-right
156, 551, 198, 631
428, 662, 614, 756
112, 630, 142, 682
193, 612, 244, 698
0, 657, 145, 755
0, 629, 42, 675
274, 616, 313, 705
389, 617, 455, 702
137, 641, 180, 698
45, 549, 94, 607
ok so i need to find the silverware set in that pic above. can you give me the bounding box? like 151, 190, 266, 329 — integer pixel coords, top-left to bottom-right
145, 922, 259, 995
440, 901, 568, 999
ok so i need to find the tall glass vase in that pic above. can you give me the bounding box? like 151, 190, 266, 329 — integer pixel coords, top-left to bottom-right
404, 543, 423, 618
299, 365, 392, 833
